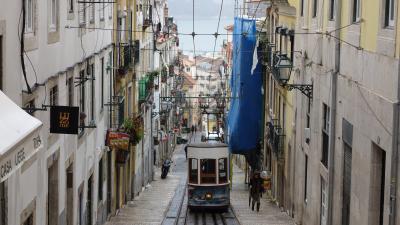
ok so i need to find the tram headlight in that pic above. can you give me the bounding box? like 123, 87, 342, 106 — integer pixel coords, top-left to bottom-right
205, 193, 213, 200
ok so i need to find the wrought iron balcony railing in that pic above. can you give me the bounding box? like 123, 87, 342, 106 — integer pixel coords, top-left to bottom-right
266, 119, 285, 158
117, 44, 133, 75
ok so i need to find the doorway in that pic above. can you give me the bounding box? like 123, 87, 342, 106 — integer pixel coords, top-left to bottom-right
87, 175, 93, 225
66, 165, 73, 225
48, 158, 59, 225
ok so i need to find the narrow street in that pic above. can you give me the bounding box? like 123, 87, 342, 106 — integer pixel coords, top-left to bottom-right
105, 133, 294, 225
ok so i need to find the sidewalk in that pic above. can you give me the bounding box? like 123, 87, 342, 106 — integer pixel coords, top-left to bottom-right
105, 146, 186, 225
230, 166, 296, 225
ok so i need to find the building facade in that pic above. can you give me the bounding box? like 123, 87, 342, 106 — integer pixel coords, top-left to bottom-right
260, 0, 400, 225
0, 0, 114, 224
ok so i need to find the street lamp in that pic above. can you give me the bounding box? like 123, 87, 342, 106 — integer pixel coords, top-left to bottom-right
273, 54, 293, 84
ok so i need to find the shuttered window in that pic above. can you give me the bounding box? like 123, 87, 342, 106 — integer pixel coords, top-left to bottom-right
79, 2, 86, 25
342, 119, 353, 225
89, 0, 95, 23
100, 0, 105, 20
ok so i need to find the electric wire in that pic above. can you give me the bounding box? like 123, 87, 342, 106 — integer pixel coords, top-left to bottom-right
208, 0, 224, 82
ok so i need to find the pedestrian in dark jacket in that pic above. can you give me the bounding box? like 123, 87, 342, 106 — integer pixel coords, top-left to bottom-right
249, 171, 263, 212
184, 145, 188, 159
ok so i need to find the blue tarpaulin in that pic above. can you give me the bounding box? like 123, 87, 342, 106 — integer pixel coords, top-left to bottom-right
228, 17, 263, 154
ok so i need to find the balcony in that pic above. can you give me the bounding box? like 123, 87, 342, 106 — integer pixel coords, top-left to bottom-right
266, 119, 285, 158
139, 77, 151, 103
117, 44, 133, 76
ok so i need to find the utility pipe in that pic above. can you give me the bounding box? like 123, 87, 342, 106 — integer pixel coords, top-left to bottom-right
327, 0, 341, 224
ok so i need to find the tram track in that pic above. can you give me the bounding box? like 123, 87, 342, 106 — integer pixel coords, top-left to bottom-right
178, 190, 240, 225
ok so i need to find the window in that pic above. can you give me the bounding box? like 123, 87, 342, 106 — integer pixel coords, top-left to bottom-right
218, 158, 228, 183
101, 57, 104, 109
304, 154, 308, 203
313, 0, 318, 17
300, 0, 304, 16
342, 118, 353, 225
321, 103, 330, 167
200, 159, 216, 184
98, 158, 103, 201
68, 0, 74, 13
370, 143, 386, 225
100, 0, 105, 20
68, 77, 74, 106
79, 70, 85, 133
50, 0, 58, 30
89, 64, 95, 122
79, 2, 86, 25
352, 0, 361, 22
127, 86, 132, 116
108, 2, 112, 19
25, 0, 35, 33
50, 85, 58, 106
189, 158, 198, 183
385, 0, 395, 27
329, 0, 335, 20
320, 178, 328, 225
89, 0, 95, 23
342, 142, 352, 225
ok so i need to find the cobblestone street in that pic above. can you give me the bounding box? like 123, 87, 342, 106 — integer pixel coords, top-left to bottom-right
105, 136, 296, 225
230, 167, 296, 225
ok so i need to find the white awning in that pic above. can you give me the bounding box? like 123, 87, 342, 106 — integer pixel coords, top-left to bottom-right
0, 91, 42, 182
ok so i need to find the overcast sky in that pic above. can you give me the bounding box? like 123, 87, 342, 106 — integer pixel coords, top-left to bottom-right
168, 0, 235, 54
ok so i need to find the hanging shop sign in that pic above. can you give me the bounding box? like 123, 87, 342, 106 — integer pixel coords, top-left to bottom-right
50, 106, 79, 134
106, 130, 130, 150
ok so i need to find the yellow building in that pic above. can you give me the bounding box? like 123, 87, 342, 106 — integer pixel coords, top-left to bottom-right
263, 0, 298, 214
109, 0, 138, 212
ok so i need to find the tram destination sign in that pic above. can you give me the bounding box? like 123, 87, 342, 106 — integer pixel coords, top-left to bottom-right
50, 106, 79, 134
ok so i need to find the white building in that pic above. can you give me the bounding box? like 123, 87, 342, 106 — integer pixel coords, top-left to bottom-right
0, 0, 113, 224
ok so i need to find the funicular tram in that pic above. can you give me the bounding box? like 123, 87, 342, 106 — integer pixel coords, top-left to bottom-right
187, 143, 230, 210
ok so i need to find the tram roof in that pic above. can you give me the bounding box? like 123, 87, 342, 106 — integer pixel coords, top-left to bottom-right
187, 143, 228, 148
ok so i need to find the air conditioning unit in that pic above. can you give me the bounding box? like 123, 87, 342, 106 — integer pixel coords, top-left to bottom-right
304, 127, 311, 144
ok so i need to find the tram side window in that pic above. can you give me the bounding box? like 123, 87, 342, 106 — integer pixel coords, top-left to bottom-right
189, 158, 198, 183
218, 158, 228, 183
200, 159, 216, 184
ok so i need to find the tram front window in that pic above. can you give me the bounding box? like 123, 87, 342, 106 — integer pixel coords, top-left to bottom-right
189, 158, 198, 183
218, 158, 228, 183
200, 159, 216, 184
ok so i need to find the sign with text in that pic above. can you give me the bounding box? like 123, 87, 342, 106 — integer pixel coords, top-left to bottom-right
50, 106, 79, 134
106, 130, 130, 150
0, 133, 42, 182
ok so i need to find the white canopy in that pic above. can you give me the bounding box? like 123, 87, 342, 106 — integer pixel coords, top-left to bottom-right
0, 90, 42, 155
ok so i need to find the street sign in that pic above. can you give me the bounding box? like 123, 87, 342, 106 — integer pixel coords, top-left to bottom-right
50, 106, 79, 134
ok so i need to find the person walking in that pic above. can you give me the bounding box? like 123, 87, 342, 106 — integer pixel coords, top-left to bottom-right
249, 171, 263, 212
184, 144, 188, 159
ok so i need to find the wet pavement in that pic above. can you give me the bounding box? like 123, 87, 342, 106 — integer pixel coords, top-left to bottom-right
230, 166, 296, 225
105, 133, 295, 225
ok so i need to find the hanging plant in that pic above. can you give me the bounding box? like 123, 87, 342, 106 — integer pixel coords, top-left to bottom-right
122, 116, 144, 145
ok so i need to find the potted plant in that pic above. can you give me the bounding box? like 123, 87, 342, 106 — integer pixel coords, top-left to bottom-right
122, 116, 144, 145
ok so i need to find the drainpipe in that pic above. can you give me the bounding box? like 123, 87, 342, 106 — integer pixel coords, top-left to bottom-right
327, 0, 341, 224
389, 38, 400, 225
